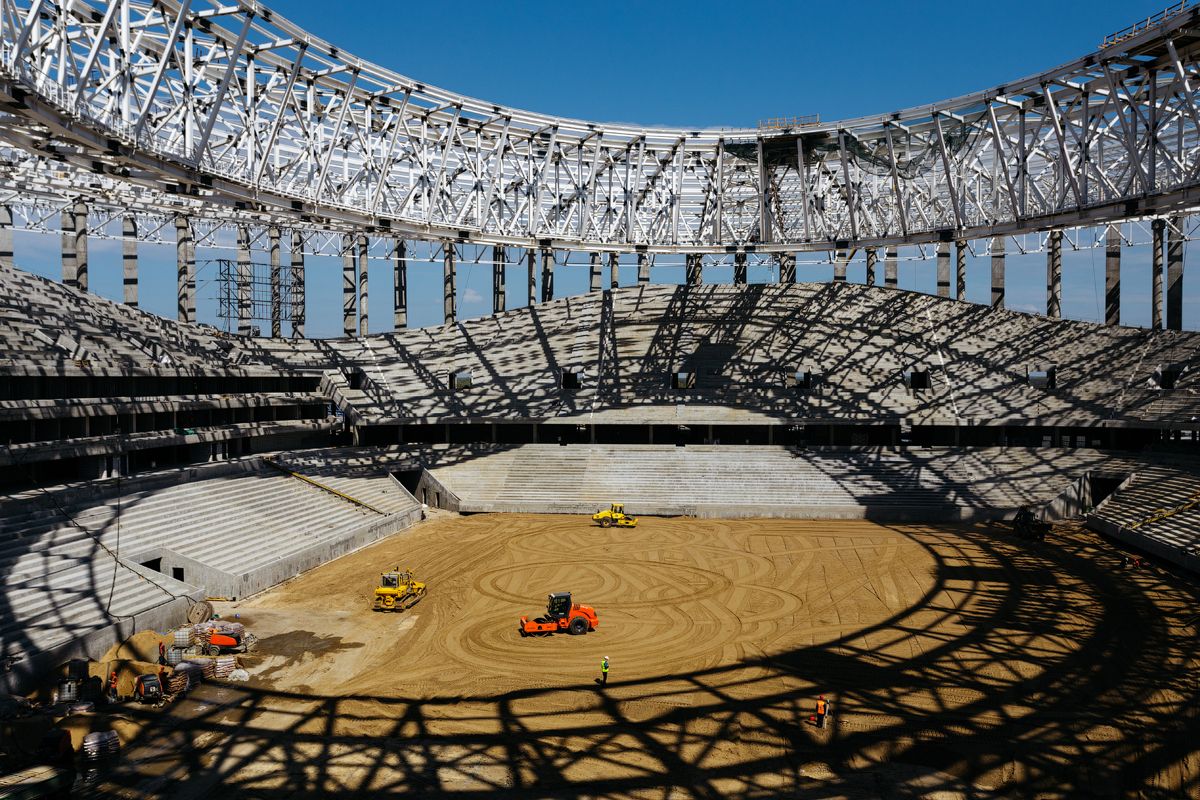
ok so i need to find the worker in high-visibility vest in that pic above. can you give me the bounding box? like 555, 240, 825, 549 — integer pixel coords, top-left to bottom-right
600, 656, 609, 686
816, 695, 829, 728
107, 670, 119, 703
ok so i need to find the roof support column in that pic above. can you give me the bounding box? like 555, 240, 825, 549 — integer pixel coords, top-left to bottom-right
589, 251, 603, 292
237, 225, 253, 336
1152, 219, 1164, 330
936, 242, 950, 298
269, 226, 281, 337
686, 254, 702, 286
444, 242, 457, 325
1167, 216, 1184, 331
733, 251, 747, 285
357, 234, 369, 336
779, 253, 795, 283
175, 215, 193, 323
393, 240, 407, 329
342, 234, 355, 337
527, 250, 537, 306
865, 247, 877, 286
291, 231, 306, 338
637, 252, 650, 284
1047, 230, 1062, 319
884, 247, 898, 288
62, 201, 87, 290
122, 215, 138, 307
955, 239, 967, 300
0, 206, 11, 271
1105, 225, 1120, 326
540, 247, 554, 302
492, 245, 505, 313
833, 249, 847, 282
991, 236, 1005, 309
608, 253, 619, 289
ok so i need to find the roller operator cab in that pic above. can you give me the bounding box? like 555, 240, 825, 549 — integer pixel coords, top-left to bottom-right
592, 503, 637, 528
519, 592, 599, 636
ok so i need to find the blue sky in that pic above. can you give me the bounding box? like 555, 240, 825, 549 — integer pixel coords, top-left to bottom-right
12, 0, 1195, 334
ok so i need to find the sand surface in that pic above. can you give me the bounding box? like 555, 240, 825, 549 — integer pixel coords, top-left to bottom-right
83, 515, 1200, 798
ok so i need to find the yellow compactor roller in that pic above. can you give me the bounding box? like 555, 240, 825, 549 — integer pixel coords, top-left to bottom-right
373, 567, 427, 611
592, 502, 637, 528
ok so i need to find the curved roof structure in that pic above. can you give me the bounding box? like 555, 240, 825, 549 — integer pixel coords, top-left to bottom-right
1, 1, 1199, 250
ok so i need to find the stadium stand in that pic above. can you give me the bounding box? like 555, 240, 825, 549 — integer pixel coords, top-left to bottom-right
1087, 465, 1200, 572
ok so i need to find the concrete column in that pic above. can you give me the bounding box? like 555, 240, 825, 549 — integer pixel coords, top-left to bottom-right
990, 236, 1005, 309
393, 240, 407, 329
527, 250, 537, 305
0, 205, 11, 269
175, 215, 193, 323
833, 249, 847, 282
1167, 216, 1184, 331
779, 253, 796, 283
237, 225, 253, 336
936, 242, 950, 298
733, 251, 747, 284
1152, 218, 1164, 330
686, 254, 703, 286
269, 226, 281, 337
1047, 229, 1062, 319
444, 242, 457, 325
341, 234, 355, 337
589, 252, 603, 292
955, 239, 968, 300
357, 234, 369, 337
1105, 225, 1121, 326
291, 230, 306, 338
122, 215, 138, 307
540, 247, 554, 302
638, 252, 651, 284
61, 205, 81, 288
884, 247, 898, 287
492, 245, 505, 313
608, 252, 620, 289
865, 247, 877, 286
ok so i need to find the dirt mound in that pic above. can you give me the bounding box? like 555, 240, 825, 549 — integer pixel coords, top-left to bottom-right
98, 630, 167, 664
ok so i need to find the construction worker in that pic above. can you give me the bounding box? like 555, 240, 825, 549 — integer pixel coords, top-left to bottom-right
158, 641, 167, 665
107, 670, 119, 703
815, 695, 829, 729
600, 656, 609, 686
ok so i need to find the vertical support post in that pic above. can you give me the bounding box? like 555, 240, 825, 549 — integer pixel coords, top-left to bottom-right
589, 251, 603, 292
237, 225, 253, 336
686, 253, 703, 286
865, 247, 877, 286
884, 247, 898, 287
393, 240, 407, 329
779, 253, 796, 283
0, 205, 12, 270
1152, 219, 1164, 330
936, 242, 950, 298
540, 247, 554, 302
833, 249, 847, 282
990, 236, 1005, 309
1047, 229, 1062, 319
291, 230, 306, 338
492, 245, 506, 313
341, 234, 355, 337
175, 215, 193, 323
357, 234, 369, 336
122, 215, 138, 307
444, 241, 457, 325
61, 206, 78, 288
527, 249, 537, 306
608, 252, 619, 289
269, 226, 281, 337
1167, 216, 1184, 331
73, 201, 88, 291
955, 239, 968, 300
1105, 225, 1120, 326
733, 251, 747, 284
637, 251, 651, 284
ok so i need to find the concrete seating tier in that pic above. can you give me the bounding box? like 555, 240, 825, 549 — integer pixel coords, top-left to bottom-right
425, 444, 1145, 520
1087, 465, 1200, 573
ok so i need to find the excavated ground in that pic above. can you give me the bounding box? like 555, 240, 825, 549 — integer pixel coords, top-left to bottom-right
83, 514, 1200, 799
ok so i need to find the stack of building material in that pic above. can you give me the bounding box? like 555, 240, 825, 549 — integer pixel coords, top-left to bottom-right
214, 656, 237, 678
186, 659, 215, 680
172, 628, 196, 649
81, 731, 120, 761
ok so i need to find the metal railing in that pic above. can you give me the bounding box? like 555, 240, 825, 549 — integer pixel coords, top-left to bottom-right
1101, 0, 1197, 48
757, 115, 821, 130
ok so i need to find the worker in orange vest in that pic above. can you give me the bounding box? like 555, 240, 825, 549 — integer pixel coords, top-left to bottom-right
816, 695, 829, 729
107, 670, 119, 703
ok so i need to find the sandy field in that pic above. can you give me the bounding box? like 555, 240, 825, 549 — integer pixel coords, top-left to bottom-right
82, 514, 1200, 799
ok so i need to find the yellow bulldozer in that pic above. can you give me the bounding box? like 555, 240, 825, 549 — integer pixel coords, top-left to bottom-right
592, 502, 637, 528
373, 567, 427, 611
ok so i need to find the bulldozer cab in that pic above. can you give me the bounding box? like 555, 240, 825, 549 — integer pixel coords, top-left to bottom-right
547, 592, 572, 619
381, 573, 400, 589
